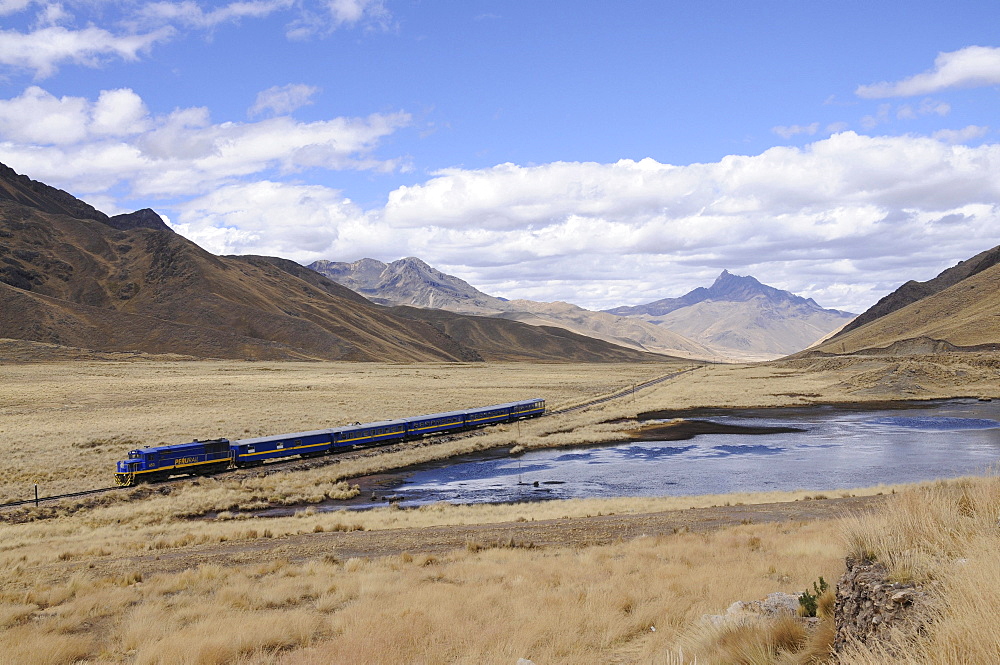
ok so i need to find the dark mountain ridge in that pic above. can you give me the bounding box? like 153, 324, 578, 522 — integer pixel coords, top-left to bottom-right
0, 163, 671, 363
832, 245, 1000, 339
805, 243, 1000, 356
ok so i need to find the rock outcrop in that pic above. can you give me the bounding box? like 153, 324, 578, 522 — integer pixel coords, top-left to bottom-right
833, 557, 933, 654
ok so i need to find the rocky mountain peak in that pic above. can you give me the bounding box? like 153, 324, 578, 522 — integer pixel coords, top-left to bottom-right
106, 208, 171, 232
0, 162, 108, 222
705, 270, 814, 306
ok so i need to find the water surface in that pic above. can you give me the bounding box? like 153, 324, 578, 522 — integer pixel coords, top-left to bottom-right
358, 399, 1000, 508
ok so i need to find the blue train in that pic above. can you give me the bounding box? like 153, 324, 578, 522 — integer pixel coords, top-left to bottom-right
114, 398, 545, 487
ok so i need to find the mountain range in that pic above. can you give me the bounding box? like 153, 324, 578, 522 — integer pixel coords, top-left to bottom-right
309, 259, 856, 361
4, 160, 998, 364
0, 163, 673, 364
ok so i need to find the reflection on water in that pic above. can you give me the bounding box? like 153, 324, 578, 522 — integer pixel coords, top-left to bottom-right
356, 399, 1000, 508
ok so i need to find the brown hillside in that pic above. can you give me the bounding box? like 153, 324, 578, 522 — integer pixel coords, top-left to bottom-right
805, 258, 1000, 356
0, 163, 669, 363
0, 200, 479, 361
389, 306, 680, 363
834, 244, 1000, 337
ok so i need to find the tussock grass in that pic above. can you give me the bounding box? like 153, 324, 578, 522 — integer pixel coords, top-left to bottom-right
838, 474, 1000, 663
0, 495, 848, 664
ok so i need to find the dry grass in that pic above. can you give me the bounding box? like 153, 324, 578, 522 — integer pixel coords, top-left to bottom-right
0, 514, 848, 665
838, 475, 1000, 664
3, 355, 996, 514
3, 358, 1000, 663
0, 360, 679, 502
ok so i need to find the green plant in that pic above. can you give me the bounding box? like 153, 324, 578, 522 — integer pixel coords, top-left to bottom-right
798, 576, 828, 617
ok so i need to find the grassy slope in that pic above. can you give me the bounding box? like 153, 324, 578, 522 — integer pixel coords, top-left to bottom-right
809, 259, 1000, 355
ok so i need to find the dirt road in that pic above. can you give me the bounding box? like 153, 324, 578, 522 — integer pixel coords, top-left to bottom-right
81, 494, 884, 580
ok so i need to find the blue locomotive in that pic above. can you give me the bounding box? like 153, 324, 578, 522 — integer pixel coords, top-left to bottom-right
114, 398, 545, 486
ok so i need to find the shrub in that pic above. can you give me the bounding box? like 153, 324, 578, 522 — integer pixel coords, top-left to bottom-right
798, 576, 828, 617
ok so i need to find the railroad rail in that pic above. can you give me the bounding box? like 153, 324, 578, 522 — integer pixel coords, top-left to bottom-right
0, 367, 698, 511
546, 366, 697, 415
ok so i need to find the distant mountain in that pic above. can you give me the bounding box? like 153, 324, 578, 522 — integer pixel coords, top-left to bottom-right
604, 271, 856, 359
310, 257, 508, 313
310, 257, 720, 360
0, 163, 675, 364
605, 270, 846, 317
808, 245, 1000, 356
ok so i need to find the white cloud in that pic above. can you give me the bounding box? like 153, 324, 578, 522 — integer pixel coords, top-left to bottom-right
91, 88, 151, 136
0, 86, 89, 143
0, 1, 391, 77
0, 86, 148, 144
772, 123, 819, 139
0, 25, 173, 78
286, 0, 391, 39
933, 125, 990, 144
370, 132, 1000, 311
0, 86, 411, 198
860, 103, 891, 129
158, 139, 1000, 311
3, 79, 999, 313
249, 84, 319, 117
857, 46, 1000, 98
171, 180, 403, 262
135, 1, 294, 29
0, 0, 32, 16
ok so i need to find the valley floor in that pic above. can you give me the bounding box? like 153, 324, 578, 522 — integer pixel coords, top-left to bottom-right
1, 352, 999, 663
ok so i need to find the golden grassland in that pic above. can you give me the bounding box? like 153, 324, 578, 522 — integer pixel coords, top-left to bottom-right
2, 354, 1000, 663
0, 359, 684, 501
2, 491, 848, 665
5, 477, 997, 665
3, 352, 998, 509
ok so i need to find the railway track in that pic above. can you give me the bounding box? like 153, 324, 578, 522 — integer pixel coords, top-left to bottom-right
546, 366, 697, 415
1, 366, 697, 511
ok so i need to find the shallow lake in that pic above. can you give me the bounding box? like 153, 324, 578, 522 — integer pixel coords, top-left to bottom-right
352, 399, 1000, 509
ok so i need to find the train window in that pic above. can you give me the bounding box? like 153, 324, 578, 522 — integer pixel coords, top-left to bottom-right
295, 440, 302, 446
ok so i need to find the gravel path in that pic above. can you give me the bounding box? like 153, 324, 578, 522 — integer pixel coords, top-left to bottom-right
83, 494, 884, 579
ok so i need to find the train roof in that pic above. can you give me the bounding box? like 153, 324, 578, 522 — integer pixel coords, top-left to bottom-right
234, 428, 336, 446
333, 418, 410, 432
466, 398, 545, 410
404, 409, 468, 421
131, 438, 229, 454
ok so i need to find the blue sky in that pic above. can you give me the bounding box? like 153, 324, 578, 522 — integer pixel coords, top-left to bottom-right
1, 1, 999, 313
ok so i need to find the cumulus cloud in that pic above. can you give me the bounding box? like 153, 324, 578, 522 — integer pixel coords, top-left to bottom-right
371, 132, 1000, 311
69, 128, 1000, 313
249, 84, 319, 117
0, 85, 412, 197
0, 24, 173, 78
857, 46, 1000, 98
